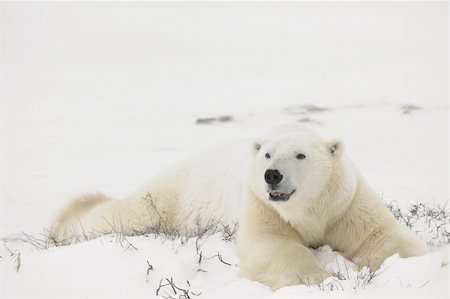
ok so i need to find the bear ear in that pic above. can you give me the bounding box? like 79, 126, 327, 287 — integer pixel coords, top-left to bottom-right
327, 139, 344, 158
252, 139, 263, 155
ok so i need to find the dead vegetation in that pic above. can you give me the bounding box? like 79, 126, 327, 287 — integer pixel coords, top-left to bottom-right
7, 197, 448, 296
195, 115, 233, 125
41, 193, 239, 248
3, 242, 21, 272
385, 200, 449, 246
137, 193, 239, 245
400, 104, 421, 114
156, 277, 201, 299
283, 104, 329, 115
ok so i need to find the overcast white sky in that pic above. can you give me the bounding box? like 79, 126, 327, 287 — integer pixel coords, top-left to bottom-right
1, 1, 447, 113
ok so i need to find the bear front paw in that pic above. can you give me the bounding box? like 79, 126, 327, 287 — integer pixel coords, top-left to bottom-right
260, 269, 331, 290
296, 271, 331, 286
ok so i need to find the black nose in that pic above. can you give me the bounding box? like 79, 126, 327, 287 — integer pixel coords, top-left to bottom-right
264, 169, 283, 185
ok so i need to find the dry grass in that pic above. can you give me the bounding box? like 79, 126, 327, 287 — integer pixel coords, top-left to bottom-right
3, 242, 21, 273
156, 277, 201, 299
385, 200, 449, 246
8, 198, 447, 296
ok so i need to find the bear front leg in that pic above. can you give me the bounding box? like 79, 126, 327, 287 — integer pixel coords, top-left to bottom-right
238, 230, 331, 289
238, 189, 331, 289
352, 225, 428, 271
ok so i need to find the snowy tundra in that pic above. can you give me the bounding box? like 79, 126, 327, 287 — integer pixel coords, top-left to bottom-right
50, 124, 427, 289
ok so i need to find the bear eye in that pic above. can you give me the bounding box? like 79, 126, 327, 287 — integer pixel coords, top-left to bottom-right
296, 153, 306, 160
265, 153, 271, 159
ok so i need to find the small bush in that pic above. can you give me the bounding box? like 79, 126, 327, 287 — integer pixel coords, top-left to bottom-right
385, 200, 449, 247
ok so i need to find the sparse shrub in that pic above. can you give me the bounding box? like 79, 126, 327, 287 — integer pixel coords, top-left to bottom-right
385, 200, 449, 247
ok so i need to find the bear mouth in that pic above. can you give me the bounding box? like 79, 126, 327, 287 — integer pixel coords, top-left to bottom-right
268, 190, 296, 202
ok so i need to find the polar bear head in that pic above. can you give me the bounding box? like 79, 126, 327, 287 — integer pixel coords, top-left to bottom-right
247, 124, 349, 221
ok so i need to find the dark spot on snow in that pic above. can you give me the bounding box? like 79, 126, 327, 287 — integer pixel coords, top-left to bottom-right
283, 104, 329, 115
401, 104, 421, 114
195, 115, 233, 125
297, 117, 321, 125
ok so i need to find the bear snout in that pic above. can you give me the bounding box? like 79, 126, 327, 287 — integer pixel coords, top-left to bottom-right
264, 169, 283, 186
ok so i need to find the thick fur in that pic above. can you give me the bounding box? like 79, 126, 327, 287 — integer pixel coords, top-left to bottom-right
49, 193, 110, 244
49, 142, 248, 243
49, 124, 427, 289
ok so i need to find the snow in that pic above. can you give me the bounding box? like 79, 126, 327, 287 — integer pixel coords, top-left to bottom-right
0, 2, 448, 298
1, 236, 447, 298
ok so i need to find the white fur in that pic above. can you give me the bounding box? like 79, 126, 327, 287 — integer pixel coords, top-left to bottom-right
49, 124, 427, 289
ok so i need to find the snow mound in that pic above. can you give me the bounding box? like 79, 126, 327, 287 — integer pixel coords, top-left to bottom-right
1, 232, 448, 298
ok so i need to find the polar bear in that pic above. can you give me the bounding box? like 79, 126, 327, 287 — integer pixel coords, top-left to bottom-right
49, 124, 427, 289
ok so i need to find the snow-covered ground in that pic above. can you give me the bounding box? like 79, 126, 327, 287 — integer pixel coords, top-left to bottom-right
0, 2, 448, 298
